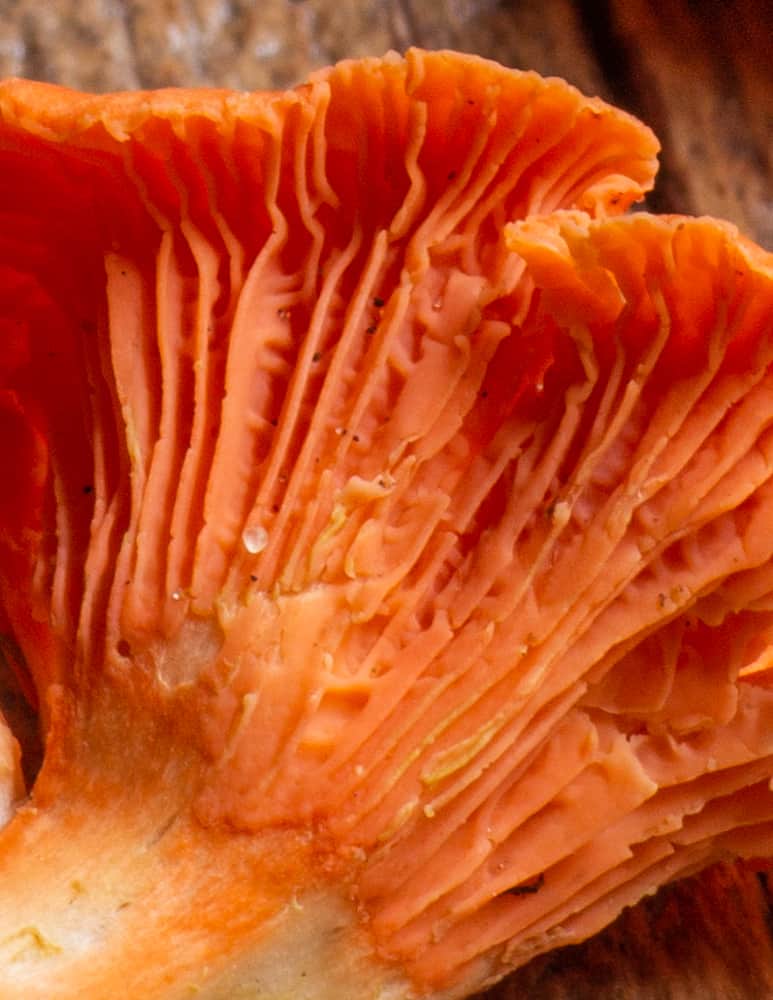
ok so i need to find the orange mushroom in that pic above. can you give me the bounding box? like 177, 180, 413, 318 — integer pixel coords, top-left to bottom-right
0, 48, 772, 999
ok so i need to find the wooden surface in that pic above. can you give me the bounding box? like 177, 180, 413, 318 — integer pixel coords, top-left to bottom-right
1, 1, 772, 997
475, 863, 773, 1000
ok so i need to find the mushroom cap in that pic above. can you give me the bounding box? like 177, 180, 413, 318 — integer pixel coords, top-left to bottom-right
1, 48, 773, 1000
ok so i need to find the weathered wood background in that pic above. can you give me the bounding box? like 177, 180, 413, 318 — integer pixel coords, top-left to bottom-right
1, 1, 772, 997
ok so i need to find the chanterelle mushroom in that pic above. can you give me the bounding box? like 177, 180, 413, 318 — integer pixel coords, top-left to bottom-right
1, 48, 772, 1000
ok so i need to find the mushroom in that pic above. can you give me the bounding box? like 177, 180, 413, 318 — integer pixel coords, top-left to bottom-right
0, 48, 772, 1000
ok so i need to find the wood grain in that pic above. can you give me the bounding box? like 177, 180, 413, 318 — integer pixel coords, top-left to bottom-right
1, 2, 772, 997
477, 863, 773, 1000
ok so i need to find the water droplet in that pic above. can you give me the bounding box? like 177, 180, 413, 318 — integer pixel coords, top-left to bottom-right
242, 525, 268, 554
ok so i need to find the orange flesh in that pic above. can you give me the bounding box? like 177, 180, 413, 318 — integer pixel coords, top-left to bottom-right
1, 48, 773, 998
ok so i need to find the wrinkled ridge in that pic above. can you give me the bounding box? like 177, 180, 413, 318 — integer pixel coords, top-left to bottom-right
2, 48, 773, 997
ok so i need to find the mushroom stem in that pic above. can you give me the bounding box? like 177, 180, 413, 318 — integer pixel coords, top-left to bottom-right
0, 775, 412, 1000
